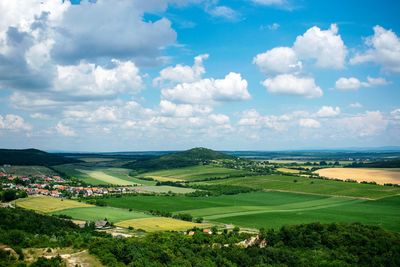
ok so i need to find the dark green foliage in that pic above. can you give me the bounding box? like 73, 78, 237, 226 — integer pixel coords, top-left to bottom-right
0, 148, 80, 166
347, 159, 400, 168
0, 190, 27, 202
30, 256, 62, 267
124, 147, 234, 172
89, 222, 400, 267
187, 184, 257, 196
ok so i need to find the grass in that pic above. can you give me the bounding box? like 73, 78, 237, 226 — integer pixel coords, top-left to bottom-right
77, 169, 135, 185
136, 185, 196, 194
102, 191, 400, 232
16, 196, 92, 213
141, 165, 248, 182
1, 165, 57, 176
115, 217, 208, 232
200, 174, 400, 199
211, 196, 400, 232
52, 206, 152, 222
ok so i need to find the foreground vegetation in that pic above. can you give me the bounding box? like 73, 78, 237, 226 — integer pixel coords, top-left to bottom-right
1, 208, 399, 266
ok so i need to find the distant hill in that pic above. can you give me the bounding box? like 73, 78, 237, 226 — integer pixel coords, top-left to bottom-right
346, 159, 400, 168
124, 147, 234, 172
0, 148, 81, 166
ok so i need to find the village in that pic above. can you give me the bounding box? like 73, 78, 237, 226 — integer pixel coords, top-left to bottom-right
0, 168, 139, 199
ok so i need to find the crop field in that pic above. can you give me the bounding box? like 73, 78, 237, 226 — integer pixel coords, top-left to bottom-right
277, 167, 300, 174
115, 217, 208, 232
315, 168, 400, 185
1, 165, 57, 176
16, 196, 92, 213
200, 174, 400, 199
135, 185, 196, 194
141, 165, 248, 182
77, 169, 135, 185
52, 206, 152, 222
102, 191, 400, 232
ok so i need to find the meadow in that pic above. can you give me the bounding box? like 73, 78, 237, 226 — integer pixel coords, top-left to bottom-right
316, 167, 400, 185
141, 165, 248, 182
101, 191, 400, 232
52, 206, 151, 222
200, 174, 400, 199
16, 196, 92, 213
115, 217, 207, 232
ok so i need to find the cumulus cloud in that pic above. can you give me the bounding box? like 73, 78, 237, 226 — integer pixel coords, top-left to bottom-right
316, 106, 340, 117
154, 54, 208, 85
54, 59, 142, 97
206, 5, 238, 21
299, 118, 320, 128
349, 102, 363, 108
262, 74, 323, 98
55, 122, 76, 137
253, 47, 301, 74
336, 111, 388, 137
159, 100, 212, 117
391, 109, 400, 121
293, 24, 347, 69
0, 114, 31, 131
350, 25, 400, 73
162, 72, 250, 104
30, 113, 50, 120
251, 0, 287, 6
335, 76, 389, 90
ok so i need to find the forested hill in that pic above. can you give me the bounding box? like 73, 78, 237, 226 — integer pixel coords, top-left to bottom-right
0, 148, 80, 166
124, 147, 235, 172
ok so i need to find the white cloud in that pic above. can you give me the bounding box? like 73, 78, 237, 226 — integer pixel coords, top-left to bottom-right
391, 109, 400, 121
253, 47, 301, 74
299, 118, 320, 128
154, 54, 208, 85
206, 5, 238, 20
335, 77, 363, 90
55, 122, 76, 137
54, 59, 142, 97
349, 102, 363, 108
159, 100, 211, 117
293, 24, 347, 69
316, 106, 340, 117
0, 114, 31, 131
251, 0, 286, 6
162, 72, 250, 104
350, 25, 400, 73
268, 23, 280, 30
336, 111, 388, 137
335, 76, 389, 90
30, 113, 50, 120
209, 114, 230, 125
262, 74, 323, 98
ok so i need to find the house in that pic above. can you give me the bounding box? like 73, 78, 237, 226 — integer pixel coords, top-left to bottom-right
95, 220, 111, 229
203, 229, 212, 235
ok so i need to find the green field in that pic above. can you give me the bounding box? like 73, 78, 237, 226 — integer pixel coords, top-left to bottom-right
101, 191, 400, 232
115, 217, 209, 232
16, 196, 92, 213
141, 165, 248, 182
52, 206, 151, 222
199, 174, 400, 199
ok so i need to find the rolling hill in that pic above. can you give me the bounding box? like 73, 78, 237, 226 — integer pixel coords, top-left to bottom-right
0, 148, 81, 166
124, 147, 235, 172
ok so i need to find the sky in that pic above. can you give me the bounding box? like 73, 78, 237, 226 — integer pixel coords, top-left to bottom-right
0, 0, 399, 152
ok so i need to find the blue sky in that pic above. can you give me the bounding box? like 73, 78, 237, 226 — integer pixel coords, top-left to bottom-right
0, 0, 399, 151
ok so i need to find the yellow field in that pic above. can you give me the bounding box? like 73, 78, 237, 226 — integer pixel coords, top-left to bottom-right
315, 168, 400, 185
78, 170, 134, 185
115, 217, 208, 232
16, 196, 92, 213
277, 168, 300, 174
143, 175, 183, 182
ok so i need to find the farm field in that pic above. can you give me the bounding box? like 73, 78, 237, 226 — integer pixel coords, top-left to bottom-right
77, 169, 135, 186
102, 191, 400, 232
1, 165, 57, 176
277, 167, 300, 174
16, 196, 92, 213
136, 185, 196, 194
141, 165, 248, 182
315, 168, 400, 185
115, 217, 208, 232
200, 174, 400, 199
52, 206, 152, 222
